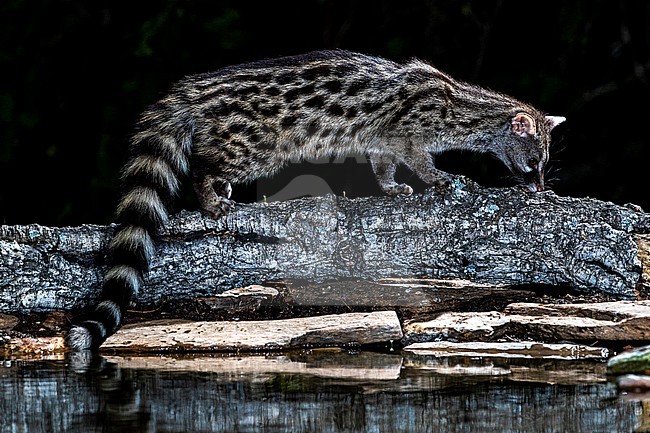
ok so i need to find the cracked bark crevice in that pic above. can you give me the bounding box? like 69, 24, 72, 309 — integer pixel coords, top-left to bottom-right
1, 175, 648, 314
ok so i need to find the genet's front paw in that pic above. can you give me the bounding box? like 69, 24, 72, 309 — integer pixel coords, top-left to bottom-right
385, 183, 413, 196
203, 197, 235, 219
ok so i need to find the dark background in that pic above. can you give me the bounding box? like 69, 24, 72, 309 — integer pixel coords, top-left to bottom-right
1, 0, 648, 226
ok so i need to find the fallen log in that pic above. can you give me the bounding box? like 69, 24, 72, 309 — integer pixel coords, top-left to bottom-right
0, 176, 648, 315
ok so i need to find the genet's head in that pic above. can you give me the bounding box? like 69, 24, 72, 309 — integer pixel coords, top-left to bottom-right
495, 112, 565, 192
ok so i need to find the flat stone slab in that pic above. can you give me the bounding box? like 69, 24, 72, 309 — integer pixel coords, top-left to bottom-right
504, 300, 650, 320
0, 313, 19, 330
404, 300, 650, 343
2, 336, 66, 355
101, 311, 403, 353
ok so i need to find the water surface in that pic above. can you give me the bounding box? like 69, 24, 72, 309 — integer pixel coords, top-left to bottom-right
0, 350, 643, 432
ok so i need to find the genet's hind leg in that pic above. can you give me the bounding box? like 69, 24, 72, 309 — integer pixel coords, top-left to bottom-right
369, 155, 413, 196
193, 174, 234, 219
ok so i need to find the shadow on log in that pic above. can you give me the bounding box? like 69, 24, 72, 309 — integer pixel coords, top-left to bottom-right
1, 176, 648, 315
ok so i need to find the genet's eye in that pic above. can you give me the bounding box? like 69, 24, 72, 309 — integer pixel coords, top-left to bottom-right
527, 158, 539, 170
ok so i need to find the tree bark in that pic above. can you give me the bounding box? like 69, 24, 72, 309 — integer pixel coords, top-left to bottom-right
1, 176, 648, 314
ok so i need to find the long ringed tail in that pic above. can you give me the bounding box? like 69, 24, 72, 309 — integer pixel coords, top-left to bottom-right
68, 102, 194, 350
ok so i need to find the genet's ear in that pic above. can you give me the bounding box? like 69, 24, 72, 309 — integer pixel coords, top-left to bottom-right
545, 116, 566, 131
511, 112, 536, 137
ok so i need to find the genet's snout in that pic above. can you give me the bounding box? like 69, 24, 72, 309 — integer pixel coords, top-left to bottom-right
523, 167, 544, 193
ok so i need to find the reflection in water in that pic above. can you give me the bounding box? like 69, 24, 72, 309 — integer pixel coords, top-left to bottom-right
67, 352, 151, 432
0, 351, 642, 432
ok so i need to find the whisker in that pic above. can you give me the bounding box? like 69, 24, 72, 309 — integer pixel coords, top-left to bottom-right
545, 175, 560, 188
551, 144, 567, 157
546, 167, 561, 179
504, 172, 526, 188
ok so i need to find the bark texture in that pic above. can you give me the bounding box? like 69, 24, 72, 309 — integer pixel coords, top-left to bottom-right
1, 176, 648, 313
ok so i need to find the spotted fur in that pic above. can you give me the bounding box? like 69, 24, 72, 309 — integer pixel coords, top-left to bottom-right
68, 50, 564, 350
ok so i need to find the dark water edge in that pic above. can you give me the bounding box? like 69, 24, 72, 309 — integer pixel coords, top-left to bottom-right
0, 351, 642, 433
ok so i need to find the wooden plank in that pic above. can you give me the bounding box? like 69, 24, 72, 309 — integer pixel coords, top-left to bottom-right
101, 311, 403, 353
